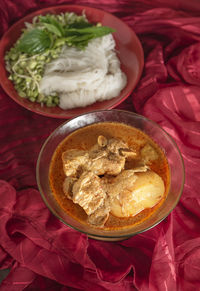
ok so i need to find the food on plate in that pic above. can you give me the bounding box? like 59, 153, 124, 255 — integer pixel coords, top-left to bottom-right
5, 12, 127, 109
108, 170, 165, 218
40, 34, 127, 109
49, 122, 170, 230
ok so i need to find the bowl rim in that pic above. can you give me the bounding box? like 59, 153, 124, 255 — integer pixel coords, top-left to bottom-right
0, 5, 144, 119
36, 109, 185, 239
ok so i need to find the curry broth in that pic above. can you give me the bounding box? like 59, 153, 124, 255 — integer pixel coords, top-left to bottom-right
49, 122, 170, 230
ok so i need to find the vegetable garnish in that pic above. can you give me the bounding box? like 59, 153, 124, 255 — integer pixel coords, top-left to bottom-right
17, 14, 115, 54
17, 29, 53, 54
5, 12, 115, 107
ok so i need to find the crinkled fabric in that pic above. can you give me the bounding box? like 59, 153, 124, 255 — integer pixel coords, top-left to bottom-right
0, 0, 200, 290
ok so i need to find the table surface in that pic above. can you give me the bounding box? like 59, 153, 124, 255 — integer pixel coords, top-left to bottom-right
0, 1, 200, 290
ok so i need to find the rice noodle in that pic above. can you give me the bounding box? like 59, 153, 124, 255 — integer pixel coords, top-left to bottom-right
39, 34, 127, 109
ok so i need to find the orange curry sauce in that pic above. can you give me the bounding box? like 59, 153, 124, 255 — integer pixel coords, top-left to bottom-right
49, 122, 170, 230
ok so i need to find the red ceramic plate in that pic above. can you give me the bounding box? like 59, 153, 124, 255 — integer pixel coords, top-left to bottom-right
0, 5, 144, 119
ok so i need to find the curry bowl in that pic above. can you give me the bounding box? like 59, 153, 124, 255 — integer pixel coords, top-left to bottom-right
36, 110, 185, 241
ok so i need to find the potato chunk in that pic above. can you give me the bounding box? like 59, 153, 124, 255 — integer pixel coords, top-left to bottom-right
109, 170, 165, 217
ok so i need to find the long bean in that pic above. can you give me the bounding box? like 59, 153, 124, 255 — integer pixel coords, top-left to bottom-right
5, 46, 62, 106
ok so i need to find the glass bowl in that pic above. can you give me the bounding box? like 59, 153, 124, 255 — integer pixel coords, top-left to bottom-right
36, 110, 185, 241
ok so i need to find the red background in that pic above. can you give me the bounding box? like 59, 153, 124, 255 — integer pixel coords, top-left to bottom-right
0, 1, 200, 290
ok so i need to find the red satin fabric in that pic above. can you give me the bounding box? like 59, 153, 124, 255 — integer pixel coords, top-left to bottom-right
0, 1, 200, 290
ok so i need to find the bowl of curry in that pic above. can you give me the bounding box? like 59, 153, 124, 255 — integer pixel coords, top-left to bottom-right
36, 110, 185, 241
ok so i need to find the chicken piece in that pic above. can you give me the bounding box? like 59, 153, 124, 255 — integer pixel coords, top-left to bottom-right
72, 171, 106, 215
63, 177, 77, 199
62, 149, 89, 177
88, 136, 137, 176
130, 165, 149, 173
88, 199, 110, 227
104, 169, 140, 199
97, 135, 107, 147
140, 143, 159, 164
119, 148, 138, 159
62, 136, 138, 178
109, 170, 165, 217
89, 153, 126, 176
88, 146, 107, 160
106, 138, 128, 154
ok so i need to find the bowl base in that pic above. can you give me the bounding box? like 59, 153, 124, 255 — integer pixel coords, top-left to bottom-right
87, 234, 130, 241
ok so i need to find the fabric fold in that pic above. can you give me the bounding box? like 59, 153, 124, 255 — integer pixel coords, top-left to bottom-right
0, 0, 200, 290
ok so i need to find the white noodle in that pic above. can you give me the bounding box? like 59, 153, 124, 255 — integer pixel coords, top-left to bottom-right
39, 34, 127, 109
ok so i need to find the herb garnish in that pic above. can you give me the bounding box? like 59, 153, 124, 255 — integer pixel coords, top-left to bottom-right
5, 12, 116, 107
17, 14, 115, 54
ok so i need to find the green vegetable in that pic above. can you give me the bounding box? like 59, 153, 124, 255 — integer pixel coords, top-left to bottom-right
66, 26, 115, 37
68, 20, 93, 29
5, 12, 115, 107
39, 15, 65, 36
42, 22, 63, 37
17, 14, 115, 55
17, 29, 52, 54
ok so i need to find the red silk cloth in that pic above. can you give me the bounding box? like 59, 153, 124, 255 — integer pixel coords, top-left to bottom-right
0, 0, 200, 290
